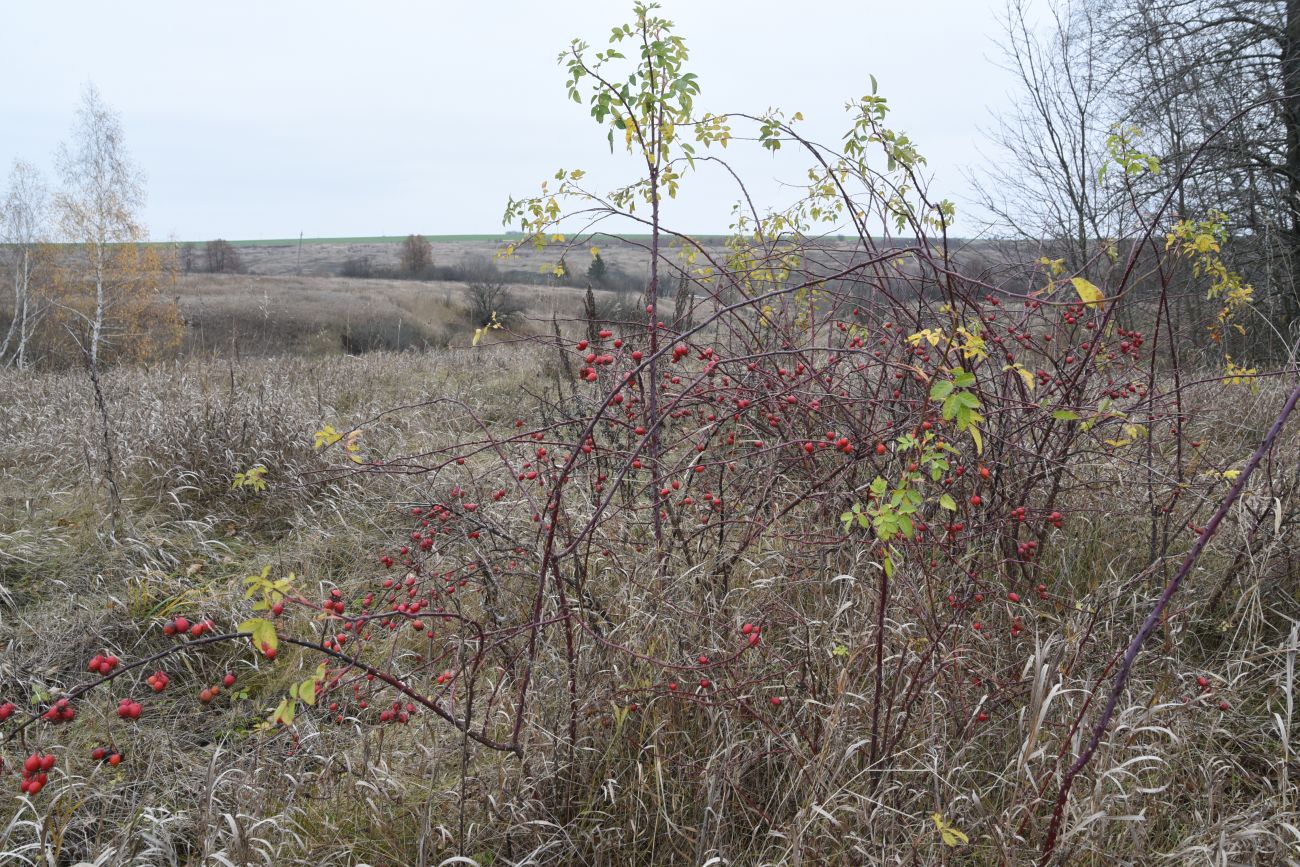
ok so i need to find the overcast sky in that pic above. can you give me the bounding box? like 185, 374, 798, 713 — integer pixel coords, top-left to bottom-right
1, 1, 1038, 241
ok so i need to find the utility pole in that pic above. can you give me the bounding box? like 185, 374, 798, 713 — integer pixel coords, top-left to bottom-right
296, 231, 303, 274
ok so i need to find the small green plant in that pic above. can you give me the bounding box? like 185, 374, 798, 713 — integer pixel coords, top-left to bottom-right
231, 464, 268, 492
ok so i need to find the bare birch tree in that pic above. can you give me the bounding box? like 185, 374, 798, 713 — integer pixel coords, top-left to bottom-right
54, 84, 146, 367
0, 160, 49, 369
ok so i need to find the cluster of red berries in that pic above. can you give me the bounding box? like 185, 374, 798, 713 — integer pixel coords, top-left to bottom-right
1017, 539, 1039, 559
90, 747, 123, 766
19, 753, 55, 795
740, 622, 761, 647
87, 653, 120, 675
42, 696, 76, 722
117, 697, 143, 719
574, 334, 623, 381
1116, 327, 1145, 357
378, 701, 417, 723
1061, 302, 1091, 326
323, 588, 346, 614
0, 701, 15, 722
805, 432, 856, 456
146, 670, 170, 692
162, 616, 215, 638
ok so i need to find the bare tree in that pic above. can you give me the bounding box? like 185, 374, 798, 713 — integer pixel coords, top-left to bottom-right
399, 233, 433, 276
54, 84, 146, 367
1095, 0, 1300, 327
466, 279, 524, 328
204, 238, 244, 273
974, 0, 1131, 274
0, 160, 49, 369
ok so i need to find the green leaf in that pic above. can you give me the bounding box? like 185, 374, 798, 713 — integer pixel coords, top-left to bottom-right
1052, 410, 1081, 421
270, 697, 295, 727
939, 494, 957, 511
929, 379, 954, 401
298, 677, 318, 706
240, 617, 278, 657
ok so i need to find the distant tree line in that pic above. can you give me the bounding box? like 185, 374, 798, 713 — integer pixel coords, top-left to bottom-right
337, 239, 649, 296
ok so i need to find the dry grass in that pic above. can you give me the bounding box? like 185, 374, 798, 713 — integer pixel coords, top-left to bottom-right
172, 273, 634, 358
1, 350, 1298, 865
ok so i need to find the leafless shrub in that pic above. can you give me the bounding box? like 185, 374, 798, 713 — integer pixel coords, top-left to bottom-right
204, 239, 244, 274
339, 255, 373, 278
465, 279, 525, 328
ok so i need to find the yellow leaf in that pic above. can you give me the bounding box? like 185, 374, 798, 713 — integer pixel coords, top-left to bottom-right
1070, 277, 1105, 309
907, 328, 944, 347
313, 424, 342, 449
1192, 233, 1219, 253
931, 813, 969, 847
1003, 363, 1035, 391
1038, 256, 1066, 276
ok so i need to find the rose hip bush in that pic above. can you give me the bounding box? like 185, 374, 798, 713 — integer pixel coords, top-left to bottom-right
4, 4, 1299, 864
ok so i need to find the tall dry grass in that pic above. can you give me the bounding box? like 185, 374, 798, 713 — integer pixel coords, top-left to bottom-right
0, 348, 1298, 865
